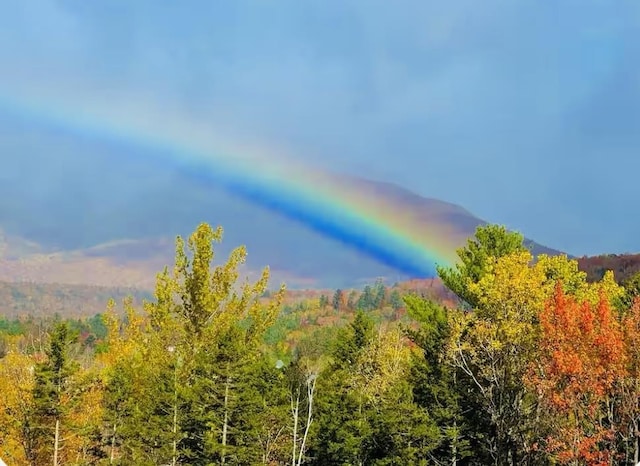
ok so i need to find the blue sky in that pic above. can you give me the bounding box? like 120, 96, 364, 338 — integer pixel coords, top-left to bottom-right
0, 0, 639, 256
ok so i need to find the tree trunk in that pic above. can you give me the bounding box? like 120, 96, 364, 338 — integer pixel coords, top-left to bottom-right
296, 375, 316, 466
452, 418, 458, 466
53, 418, 60, 466
172, 392, 178, 466
110, 423, 117, 464
291, 389, 300, 466
221, 374, 231, 465
634, 420, 639, 466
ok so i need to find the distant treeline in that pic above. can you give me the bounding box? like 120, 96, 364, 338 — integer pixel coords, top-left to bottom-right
0, 281, 152, 317
2, 223, 640, 466
578, 252, 640, 283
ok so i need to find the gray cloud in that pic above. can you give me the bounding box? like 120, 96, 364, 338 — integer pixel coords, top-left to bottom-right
0, 0, 638, 255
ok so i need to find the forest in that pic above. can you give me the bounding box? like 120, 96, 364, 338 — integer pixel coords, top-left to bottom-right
2, 222, 640, 466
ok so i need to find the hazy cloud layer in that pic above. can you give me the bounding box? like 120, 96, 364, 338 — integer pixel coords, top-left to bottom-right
0, 0, 638, 255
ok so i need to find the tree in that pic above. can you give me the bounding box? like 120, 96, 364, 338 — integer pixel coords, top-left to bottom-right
437, 224, 526, 308
99, 298, 156, 464
619, 271, 640, 309
405, 295, 473, 465
332, 289, 344, 311
354, 326, 438, 464
619, 297, 640, 464
528, 284, 625, 465
438, 244, 626, 465
318, 294, 329, 309
373, 279, 387, 309
287, 357, 318, 466
0, 349, 37, 465
310, 311, 375, 464
98, 223, 285, 465
32, 322, 79, 466
347, 290, 358, 311
310, 312, 437, 465
389, 289, 403, 311
446, 250, 548, 465
439, 247, 618, 465
357, 285, 375, 311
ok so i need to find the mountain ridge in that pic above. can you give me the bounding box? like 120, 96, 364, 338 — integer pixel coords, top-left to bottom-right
0, 174, 564, 289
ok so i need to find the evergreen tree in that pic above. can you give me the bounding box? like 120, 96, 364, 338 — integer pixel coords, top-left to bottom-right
332, 289, 343, 311
437, 224, 526, 308
357, 285, 375, 311
347, 290, 358, 311
310, 311, 374, 464
405, 295, 473, 465
389, 289, 403, 311
32, 322, 78, 465
373, 279, 387, 309
620, 271, 640, 309
310, 311, 438, 464
146, 223, 284, 464
318, 294, 329, 309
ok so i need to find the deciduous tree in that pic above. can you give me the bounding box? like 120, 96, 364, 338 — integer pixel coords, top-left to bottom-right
529, 284, 625, 465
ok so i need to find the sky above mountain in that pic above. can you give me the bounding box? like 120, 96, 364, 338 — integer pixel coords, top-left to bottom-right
0, 0, 638, 256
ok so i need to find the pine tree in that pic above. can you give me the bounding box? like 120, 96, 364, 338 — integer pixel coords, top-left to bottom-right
389, 289, 403, 311
318, 294, 329, 309
437, 224, 526, 308
347, 290, 357, 311
311, 312, 438, 464
332, 289, 343, 311
150, 223, 284, 464
404, 295, 473, 465
32, 322, 78, 466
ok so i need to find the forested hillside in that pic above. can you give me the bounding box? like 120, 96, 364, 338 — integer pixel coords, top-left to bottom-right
1, 223, 640, 465
0, 172, 563, 289
578, 253, 640, 283
0, 281, 151, 318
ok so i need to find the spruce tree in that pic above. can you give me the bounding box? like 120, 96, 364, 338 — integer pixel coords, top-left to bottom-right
32, 322, 78, 466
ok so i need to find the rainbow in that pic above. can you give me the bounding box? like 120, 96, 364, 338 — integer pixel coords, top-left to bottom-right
0, 85, 462, 277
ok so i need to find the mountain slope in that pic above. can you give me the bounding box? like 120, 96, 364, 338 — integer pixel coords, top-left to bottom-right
0, 170, 563, 289
577, 253, 640, 283
0, 126, 565, 288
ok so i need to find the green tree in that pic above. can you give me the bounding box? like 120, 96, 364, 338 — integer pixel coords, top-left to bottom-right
32, 322, 79, 466
311, 311, 375, 464
389, 289, 403, 311
357, 285, 375, 311
310, 311, 438, 465
332, 289, 343, 311
404, 295, 473, 465
347, 290, 358, 311
373, 279, 387, 309
99, 223, 285, 465
437, 224, 526, 308
620, 271, 640, 309
318, 294, 329, 309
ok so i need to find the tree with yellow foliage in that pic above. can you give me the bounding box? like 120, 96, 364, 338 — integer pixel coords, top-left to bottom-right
435, 223, 625, 465
0, 348, 36, 465
99, 222, 285, 465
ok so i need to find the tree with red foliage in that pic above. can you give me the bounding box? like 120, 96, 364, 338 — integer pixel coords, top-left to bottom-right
529, 283, 626, 465
618, 297, 640, 464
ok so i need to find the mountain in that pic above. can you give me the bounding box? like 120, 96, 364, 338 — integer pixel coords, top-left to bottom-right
0, 280, 151, 318
0, 170, 562, 290
0, 128, 565, 288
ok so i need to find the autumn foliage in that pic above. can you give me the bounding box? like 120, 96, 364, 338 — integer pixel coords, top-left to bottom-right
3, 223, 640, 465
529, 284, 625, 464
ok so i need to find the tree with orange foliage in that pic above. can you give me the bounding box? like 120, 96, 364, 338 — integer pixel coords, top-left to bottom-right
618, 297, 640, 464
529, 283, 626, 465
